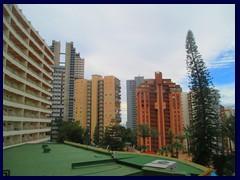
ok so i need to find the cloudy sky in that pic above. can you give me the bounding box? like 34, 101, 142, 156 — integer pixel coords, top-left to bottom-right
17, 4, 235, 125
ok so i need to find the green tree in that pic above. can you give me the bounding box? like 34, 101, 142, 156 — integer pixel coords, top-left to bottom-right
58, 121, 84, 143
161, 145, 169, 156
185, 30, 220, 166
168, 129, 185, 158
138, 124, 151, 151
168, 128, 175, 157
93, 124, 100, 146
130, 129, 138, 147
102, 121, 124, 151
121, 128, 133, 145
221, 115, 235, 146
174, 135, 185, 158
83, 128, 91, 145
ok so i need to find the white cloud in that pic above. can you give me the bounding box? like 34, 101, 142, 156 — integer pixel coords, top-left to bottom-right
215, 83, 235, 107
17, 4, 235, 124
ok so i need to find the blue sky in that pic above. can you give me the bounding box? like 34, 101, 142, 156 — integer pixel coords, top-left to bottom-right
210, 50, 235, 85
16, 4, 235, 125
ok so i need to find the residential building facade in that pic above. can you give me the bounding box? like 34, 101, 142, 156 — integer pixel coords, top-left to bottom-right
74, 75, 121, 140
3, 4, 54, 148
126, 76, 144, 130
75, 53, 84, 79
49, 40, 84, 141
63, 42, 85, 120
181, 92, 191, 151
136, 72, 183, 152
50, 65, 65, 141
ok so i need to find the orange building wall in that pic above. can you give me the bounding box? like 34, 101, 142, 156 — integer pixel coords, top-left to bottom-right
136, 72, 183, 152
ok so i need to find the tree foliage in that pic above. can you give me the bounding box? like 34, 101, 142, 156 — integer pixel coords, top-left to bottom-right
221, 115, 235, 144
185, 30, 221, 166
102, 122, 124, 150
130, 129, 138, 146
93, 124, 100, 145
102, 121, 139, 151
58, 121, 84, 143
83, 128, 91, 145
137, 124, 151, 151
137, 124, 160, 152
167, 128, 185, 158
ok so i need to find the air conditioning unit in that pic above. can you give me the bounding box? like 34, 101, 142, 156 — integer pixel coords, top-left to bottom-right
144, 160, 177, 171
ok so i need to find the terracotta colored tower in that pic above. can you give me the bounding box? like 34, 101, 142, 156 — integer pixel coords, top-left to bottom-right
136, 72, 183, 152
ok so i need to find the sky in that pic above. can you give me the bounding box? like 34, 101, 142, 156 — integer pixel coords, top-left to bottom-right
17, 4, 235, 125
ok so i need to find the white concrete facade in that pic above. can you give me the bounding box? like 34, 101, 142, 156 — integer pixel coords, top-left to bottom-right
3, 4, 54, 148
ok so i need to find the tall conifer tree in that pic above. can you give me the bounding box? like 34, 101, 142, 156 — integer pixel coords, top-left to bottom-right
185, 30, 220, 166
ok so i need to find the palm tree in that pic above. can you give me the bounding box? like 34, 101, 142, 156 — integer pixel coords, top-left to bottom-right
174, 135, 185, 158
138, 124, 151, 152
161, 145, 169, 156
172, 141, 183, 158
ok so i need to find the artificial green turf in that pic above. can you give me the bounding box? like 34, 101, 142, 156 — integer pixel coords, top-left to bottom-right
116, 152, 205, 175
3, 143, 207, 176
3, 143, 141, 176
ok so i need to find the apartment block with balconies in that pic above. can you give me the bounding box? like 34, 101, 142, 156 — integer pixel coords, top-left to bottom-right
136, 72, 183, 152
74, 75, 121, 141
3, 4, 54, 148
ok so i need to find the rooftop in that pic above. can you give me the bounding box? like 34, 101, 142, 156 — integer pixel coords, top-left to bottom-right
3, 141, 212, 176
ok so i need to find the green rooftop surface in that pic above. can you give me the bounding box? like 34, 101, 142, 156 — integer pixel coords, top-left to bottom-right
3, 143, 140, 176
115, 152, 204, 175
3, 142, 211, 176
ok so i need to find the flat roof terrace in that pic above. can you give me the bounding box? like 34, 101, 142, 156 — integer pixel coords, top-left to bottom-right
3, 141, 212, 176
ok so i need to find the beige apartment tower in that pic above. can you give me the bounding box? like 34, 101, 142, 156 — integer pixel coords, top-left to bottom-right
75, 53, 84, 79
74, 75, 121, 140
3, 4, 54, 148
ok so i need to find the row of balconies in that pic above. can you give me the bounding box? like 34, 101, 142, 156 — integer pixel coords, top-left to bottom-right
4, 5, 54, 67
3, 121, 48, 132
4, 108, 49, 119
4, 65, 52, 99
3, 27, 53, 79
3, 133, 49, 147
4, 95, 51, 111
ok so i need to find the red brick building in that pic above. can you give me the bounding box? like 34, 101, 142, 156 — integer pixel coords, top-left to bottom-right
136, 72, 183, 152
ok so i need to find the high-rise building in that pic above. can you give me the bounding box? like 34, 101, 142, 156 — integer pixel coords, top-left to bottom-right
3, 4, 54, 148
49, 41, 65, 141
181, 92, 190, 128
49, 41, 84, 141
136, 72, 183, 152
50, 66, 65, 141
63, 42, 85, 120
64, 42, 76, 120
74, 75, 121, 140
126, 76, 144, 130
75, 53, 84, 79
49, 41, 84, 121
181, 92, 191, 151
49, 40, 61, 66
